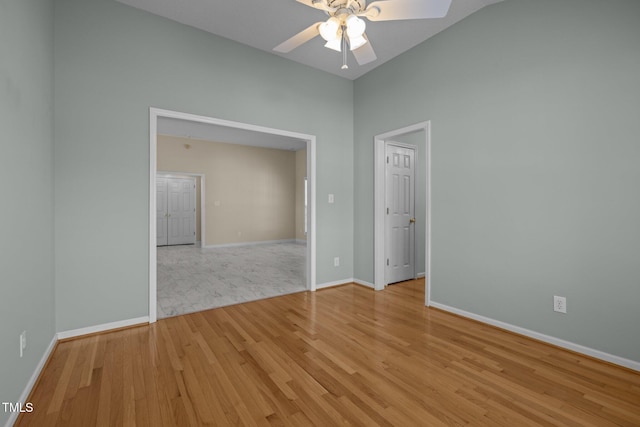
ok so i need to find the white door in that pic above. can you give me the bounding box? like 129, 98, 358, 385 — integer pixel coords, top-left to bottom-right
385, 143, 416, 285
157, 176, 196, 246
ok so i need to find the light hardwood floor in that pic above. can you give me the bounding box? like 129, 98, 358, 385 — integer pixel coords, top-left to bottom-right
17, 279, 640, 426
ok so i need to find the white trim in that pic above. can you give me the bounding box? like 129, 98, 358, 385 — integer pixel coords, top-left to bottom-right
308, 135, 317, 292
150, 108, 317, 322
56, 316, 149, 341
417, 272, 426, 278
315, 279, 353, 290
3, 336, 57, 427
430, 302, 640, 372
425, 122, 432, 307
149, 111, 158, 323
157, 171, 206, 246
353, 278, 375, 289
316, 278, 376, 290
202, 239, 297, 249
374, 122, 431, 306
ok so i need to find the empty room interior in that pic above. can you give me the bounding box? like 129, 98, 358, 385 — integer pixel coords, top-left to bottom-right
2, 0, 640, 426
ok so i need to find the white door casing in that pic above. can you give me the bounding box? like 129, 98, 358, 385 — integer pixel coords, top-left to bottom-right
157, 176, 196, 246
149, 108, 317, 323
385, 143, 416, 284
374, 121, 431, 306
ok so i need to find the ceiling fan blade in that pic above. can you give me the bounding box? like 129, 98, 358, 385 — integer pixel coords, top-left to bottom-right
273, 23, 322, 53
363, 0, 452, 21
351, 34, 377, 65
295, 0, 336, 12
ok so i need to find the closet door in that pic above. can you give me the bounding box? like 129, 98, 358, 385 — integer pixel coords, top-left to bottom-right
167, 177, 196, 245
157, 176, 196, 246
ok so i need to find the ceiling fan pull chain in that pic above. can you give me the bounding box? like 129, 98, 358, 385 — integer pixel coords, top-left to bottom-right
341, 31, 348, 69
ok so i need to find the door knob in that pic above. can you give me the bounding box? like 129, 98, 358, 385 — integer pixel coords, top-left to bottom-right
409, 217, 416, 223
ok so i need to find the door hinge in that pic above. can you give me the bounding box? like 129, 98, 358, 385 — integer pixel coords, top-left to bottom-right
386, 258, 389, 266
386, 207, 389, 215
194, 231, 196, 235
386, 156, 389, 164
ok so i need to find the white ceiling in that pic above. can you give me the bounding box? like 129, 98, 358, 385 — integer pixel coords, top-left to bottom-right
158, 117, 308, 151
116, 0, 503, 80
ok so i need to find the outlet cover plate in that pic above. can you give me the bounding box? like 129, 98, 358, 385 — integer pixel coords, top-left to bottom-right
554, 296, 567, 314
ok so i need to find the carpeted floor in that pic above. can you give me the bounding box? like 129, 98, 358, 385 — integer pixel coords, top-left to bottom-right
157, 242, 306, 318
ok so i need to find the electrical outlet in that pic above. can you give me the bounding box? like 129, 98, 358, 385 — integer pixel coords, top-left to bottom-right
328, 194, 334, 204
19, 331, 27, 358
553, 296, 567, 314
334, 257, 340, 267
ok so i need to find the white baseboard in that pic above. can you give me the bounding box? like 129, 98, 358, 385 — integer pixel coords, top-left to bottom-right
57, 316, 149, 341
4, 335, 57, 427
417, 272, 426, 278
430, 301, 640, 372
202, 239, 296, 249
315, 278, 353, 290
353, 278, 375, 289
315, 278, 376, 290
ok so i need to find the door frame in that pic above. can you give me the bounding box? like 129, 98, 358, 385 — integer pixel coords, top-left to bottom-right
157, 172, 205, 246
149, 107, 317, 323
374, 121, 431, 306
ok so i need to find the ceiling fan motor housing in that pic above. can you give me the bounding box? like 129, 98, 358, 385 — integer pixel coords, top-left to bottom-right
326, 0, 367, 14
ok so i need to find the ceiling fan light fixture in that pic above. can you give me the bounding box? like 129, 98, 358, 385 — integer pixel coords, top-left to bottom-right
324, 38, 342, 52
345, 14, 366, 38
279, 0, 453, 69
348, 34, 367, 51
319, 17, 340, 42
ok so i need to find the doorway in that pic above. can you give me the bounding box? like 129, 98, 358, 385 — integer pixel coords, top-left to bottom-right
374, 121, 431, 306
149, 108, 317, 323
385, 142, 416, 284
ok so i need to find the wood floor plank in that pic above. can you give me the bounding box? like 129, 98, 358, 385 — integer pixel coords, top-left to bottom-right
16, 279, 640, 426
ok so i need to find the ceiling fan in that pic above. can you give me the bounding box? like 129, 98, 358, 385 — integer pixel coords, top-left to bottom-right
274, 0, 452, 69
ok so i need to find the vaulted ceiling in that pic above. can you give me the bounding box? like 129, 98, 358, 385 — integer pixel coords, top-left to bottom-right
116, 0, 503, 80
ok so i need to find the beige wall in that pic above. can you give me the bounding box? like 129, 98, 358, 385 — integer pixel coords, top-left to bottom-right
295, 149, 307, 241
158, 135, 297, 245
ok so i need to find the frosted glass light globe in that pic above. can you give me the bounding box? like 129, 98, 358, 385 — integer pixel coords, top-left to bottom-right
319, 17, 340, 42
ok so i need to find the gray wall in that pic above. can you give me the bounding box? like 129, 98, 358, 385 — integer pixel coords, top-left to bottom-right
354, 0, 640, 362
0, 0, 55, 424
54, 0, 354, 331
